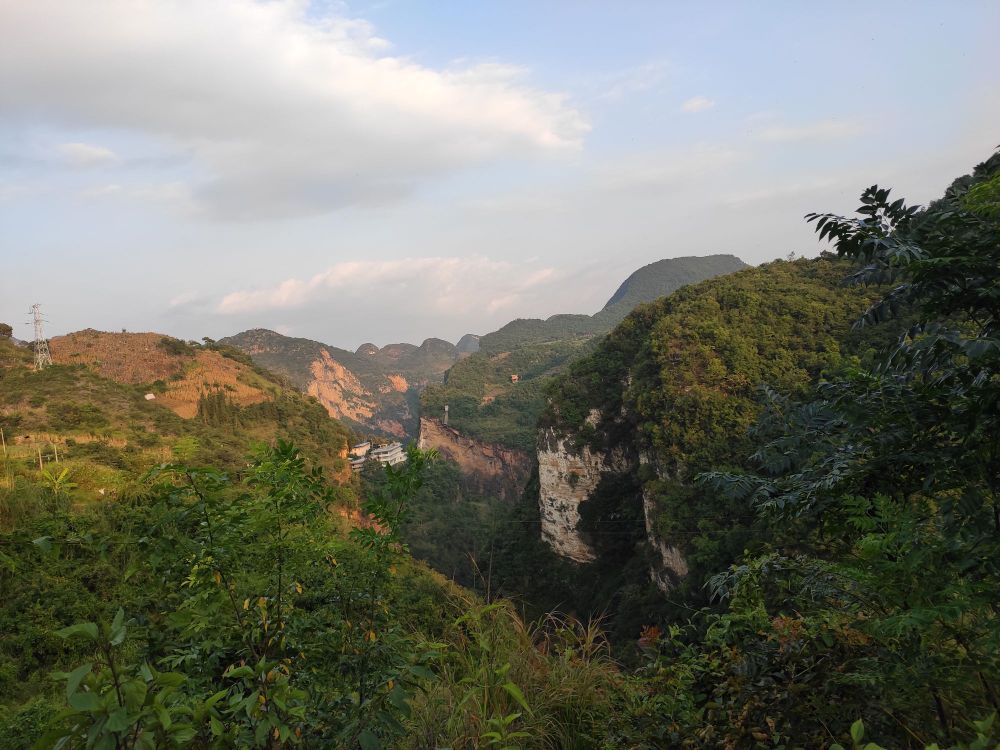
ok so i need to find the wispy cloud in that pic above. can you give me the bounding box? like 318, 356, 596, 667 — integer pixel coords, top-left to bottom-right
56, 142, 118, 167
596, 61, 670, 101
680, 96, 715, 113
756, 118, 867, 142
217, 257, 560, 318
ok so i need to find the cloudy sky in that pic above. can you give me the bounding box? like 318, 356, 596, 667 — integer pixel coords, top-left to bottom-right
1, 1, 997, 349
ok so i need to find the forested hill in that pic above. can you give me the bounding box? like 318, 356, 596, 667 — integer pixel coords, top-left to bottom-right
421, 253, 748, 450
597, 253, 747, 322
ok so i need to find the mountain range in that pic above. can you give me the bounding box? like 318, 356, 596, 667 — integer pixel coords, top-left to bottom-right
222, 254, 747, 440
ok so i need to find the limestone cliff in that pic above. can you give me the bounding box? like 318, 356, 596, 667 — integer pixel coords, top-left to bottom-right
417, 417, 531, 502
537, 427, 615, 563
536, 422, 687, 587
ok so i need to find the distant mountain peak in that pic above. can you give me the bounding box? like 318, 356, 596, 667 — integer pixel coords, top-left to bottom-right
603, 254, 748, 313
456, 334, 480, 353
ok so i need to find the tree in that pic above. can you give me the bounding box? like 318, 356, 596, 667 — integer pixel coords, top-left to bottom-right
691, 151, 1000, 747
0, 323, 12, 339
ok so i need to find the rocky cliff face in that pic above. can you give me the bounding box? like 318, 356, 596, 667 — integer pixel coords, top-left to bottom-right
418, 417, 531, 502
537, 414, 689, 589
537, 427, 614, 562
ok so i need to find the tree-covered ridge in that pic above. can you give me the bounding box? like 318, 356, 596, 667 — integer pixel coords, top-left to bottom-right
422, 254, 748, 450
544, 255, 896, 462
674, 149, 1000, 748
598, 253, 747, 322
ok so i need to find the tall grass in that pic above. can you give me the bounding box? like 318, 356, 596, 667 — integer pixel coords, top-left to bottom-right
404, 594, 621, 749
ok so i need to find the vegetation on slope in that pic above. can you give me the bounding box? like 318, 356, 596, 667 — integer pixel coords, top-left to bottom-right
421, 254, 747, 450
597, 253, 747, 323
0, 334, 353, 488
0, 155, 997, 749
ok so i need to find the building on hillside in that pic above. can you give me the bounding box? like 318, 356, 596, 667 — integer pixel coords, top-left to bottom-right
369, 441, 406, 466
349, 441, 406, 472
510, 373, 520, 383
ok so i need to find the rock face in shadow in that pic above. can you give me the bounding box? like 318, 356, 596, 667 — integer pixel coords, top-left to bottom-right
417, 417, 531, 502
536, 420, 625, 563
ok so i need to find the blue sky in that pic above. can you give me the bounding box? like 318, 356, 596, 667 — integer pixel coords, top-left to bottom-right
1, 0, 997, 348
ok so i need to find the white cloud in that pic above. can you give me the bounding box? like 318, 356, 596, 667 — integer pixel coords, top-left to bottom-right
757, 118, 866, 142
681, 96, 714, 113
217, 256, 559, 318
57, 142, 118, 167
0, 0, 587, 219
167, 291, 198, 308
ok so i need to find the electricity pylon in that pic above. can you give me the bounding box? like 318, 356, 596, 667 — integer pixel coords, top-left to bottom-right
29, 304, 52, 370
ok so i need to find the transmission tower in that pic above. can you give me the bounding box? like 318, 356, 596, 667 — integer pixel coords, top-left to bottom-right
28, 304, 53, 370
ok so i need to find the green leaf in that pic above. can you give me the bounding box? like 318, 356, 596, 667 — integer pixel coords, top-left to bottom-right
65, 663, 92, 700
110, 609, 127, 646
68, 691, 102, 712
155, 704, 172, 730
502, 682, 530, 713
57, 622, 99, 641
205, 689, 229, 708
223, 665, 254, 679
154, 671, 186, 688
850, 719, 865, 744
407, 664, 435, 681
972, 713, 995, 734
387, 684, 411, 717
106, 708, 132, 732
209, 716, 224, 736
358, 729, 381, 750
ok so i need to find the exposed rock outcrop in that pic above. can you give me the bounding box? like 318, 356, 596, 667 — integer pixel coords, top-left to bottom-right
642, 488, 689, 591
537, 417, 688, 589
306, 350, 377, 424
417, 417, 531, 502
537, 428, 612, 563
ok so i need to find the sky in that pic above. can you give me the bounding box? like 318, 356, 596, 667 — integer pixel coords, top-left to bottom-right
1, 0, 997, 349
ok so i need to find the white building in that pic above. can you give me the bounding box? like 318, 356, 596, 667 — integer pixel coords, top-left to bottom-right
349, 441, 406, 471
369, 442, 406, 466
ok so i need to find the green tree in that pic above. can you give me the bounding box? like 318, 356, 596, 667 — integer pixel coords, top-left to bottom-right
689, 151, 1000, 747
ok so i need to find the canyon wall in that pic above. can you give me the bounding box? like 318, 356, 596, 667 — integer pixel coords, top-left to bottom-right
537, 427, 624, 563
536, 420, 689, 590
417, 417, 531, 502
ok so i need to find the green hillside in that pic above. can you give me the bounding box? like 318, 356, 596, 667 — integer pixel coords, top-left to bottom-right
597, 253, 748, 322
0, 335, 354, 492
422, 253, 748, 450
